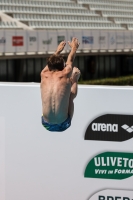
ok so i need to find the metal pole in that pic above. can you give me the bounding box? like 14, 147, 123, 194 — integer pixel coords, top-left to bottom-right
6, 59, 9, 82
26, 59, 28, 82
33, 58, 36, 82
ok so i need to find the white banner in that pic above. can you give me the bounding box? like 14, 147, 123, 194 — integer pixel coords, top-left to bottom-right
38, 30, 48, 53
82, 30, 92, 50
116, 31, 124, 50
5, 30, 16, 53
0, 84, 133, 200
99, 31, 108, 50
92, 30, 100, 50
27, 31, 37, 53
2, 30, 133, 53
0, 30, 5, 53
124, 31, 131, 49
48, 30, 57, 52
16, 30, 27, 53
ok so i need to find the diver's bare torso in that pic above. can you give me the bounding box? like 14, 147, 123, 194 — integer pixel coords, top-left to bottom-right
41, 65, 72, 124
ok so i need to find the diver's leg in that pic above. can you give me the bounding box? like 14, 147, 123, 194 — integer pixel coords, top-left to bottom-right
68, 67, 80, 119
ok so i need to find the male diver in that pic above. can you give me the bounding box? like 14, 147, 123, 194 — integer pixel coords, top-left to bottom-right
40, 37, 80, 132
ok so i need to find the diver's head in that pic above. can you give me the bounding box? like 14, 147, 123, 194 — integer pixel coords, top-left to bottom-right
47, 54, 65, 71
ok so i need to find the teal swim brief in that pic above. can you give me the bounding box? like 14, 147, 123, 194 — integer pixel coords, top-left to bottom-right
41, 116, 71, 132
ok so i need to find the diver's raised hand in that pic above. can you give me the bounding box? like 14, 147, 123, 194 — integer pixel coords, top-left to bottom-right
55, 41, 66, 54
68, 37, 80, 50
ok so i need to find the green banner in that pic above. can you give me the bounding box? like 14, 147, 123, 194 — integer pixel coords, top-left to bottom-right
84, 152, 133, 180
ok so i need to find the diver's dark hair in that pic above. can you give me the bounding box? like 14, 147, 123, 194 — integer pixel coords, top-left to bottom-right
47, 54, 64, 71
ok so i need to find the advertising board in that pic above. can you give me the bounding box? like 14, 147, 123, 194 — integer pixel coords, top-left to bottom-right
0, 84, 133, 200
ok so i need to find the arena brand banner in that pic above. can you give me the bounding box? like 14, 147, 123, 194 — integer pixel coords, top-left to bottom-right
124, 31, 131, 49
108, 31, 116, 50
116, 31, 124, 50
38, 30, 48, 52
5, 30, 16, 53
89, 190, 133, 200
0, 30, 5, 53
27, 31, 37, 52
99, 31, 108, 50
84, 114, 133, 142
48, 30, 57, 52
16, 30, 27, 52
91, 30, 100, 50
82, 30, 92, 50
0, 117, 5, 200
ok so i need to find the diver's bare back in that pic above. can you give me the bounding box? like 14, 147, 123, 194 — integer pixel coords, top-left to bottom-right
41, 66, 71, 124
